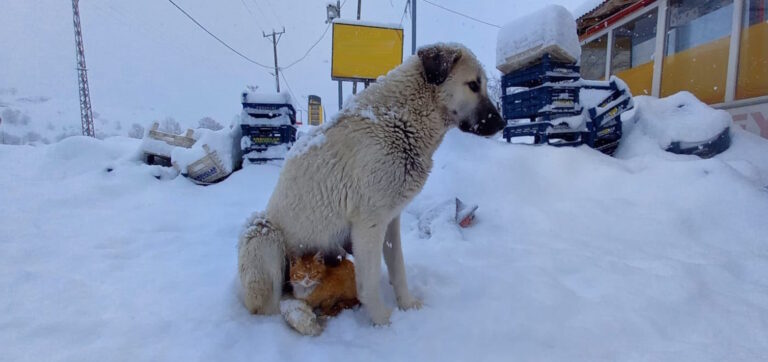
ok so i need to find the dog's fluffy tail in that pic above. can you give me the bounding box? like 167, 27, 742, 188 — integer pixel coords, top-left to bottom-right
238, 212, 286, 315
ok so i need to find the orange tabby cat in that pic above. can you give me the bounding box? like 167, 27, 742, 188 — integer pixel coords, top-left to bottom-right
288, 252, 359, 316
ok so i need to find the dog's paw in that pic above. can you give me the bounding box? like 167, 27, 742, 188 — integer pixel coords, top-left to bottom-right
367, 305, 392, 326
280, 299, 323, 336
397, 295, 423, 311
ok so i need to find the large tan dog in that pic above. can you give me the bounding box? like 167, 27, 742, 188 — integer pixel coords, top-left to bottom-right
238, 43, 504, 325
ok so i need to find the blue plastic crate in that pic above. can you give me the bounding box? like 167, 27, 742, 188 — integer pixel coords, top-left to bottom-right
501, 54, 580, 91
240, 124, 296, 153
502, 84, 581, 121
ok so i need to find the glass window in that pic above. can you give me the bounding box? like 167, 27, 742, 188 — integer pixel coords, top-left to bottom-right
581, 35, 607, 80
611, 9, 658, 95
661, 0, 733, 104
736, 0, 768, 100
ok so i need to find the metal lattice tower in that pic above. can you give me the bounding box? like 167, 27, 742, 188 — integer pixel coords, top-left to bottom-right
72, 0, 95, 137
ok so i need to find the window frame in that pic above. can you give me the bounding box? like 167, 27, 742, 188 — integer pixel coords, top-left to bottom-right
578, 0, 768, 105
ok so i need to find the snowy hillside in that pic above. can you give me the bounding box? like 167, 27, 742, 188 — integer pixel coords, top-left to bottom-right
2, 100, 768, 359
1, 0, 588, 144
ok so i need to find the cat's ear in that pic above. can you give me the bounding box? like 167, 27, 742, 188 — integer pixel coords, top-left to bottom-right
313, 251, 323, 263
289, 257, 297, 268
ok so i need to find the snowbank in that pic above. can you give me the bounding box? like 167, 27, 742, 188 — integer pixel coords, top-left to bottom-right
3, 102, 768, 360
496, 5, 581, 74
632, 91, 732, 148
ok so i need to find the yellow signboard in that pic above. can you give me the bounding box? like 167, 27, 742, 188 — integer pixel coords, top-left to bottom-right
332, 21, 403, 81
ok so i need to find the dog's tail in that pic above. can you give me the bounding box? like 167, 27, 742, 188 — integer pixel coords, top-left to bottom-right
238, 211, 286, 315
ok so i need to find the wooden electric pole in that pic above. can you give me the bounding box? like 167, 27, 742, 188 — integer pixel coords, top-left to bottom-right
263, 28, 285, 93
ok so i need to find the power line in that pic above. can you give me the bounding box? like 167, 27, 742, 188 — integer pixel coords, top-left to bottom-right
281, 23, 331, 70
166, 0, 273, 69
421, 0, 500, 28
280, 0, 352, 71
238, 0, 265, 33
279, 70, 307, 112
400, 0, 410, 26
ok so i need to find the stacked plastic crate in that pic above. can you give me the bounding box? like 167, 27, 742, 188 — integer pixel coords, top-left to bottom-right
496, 4, 633, 155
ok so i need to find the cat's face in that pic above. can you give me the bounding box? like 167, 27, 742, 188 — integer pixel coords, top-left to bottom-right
289, 252, 325, 288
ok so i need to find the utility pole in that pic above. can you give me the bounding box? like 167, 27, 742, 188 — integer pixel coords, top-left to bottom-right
71, 0, 95, 137
411, 0, 416, 55
352, 0, 362, 95
263, 27, 285, 93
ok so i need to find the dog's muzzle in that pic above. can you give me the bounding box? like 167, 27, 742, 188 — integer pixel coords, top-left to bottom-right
459, 99, 505, 137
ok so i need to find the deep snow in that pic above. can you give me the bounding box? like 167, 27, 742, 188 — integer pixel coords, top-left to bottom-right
2, 106, 768, 360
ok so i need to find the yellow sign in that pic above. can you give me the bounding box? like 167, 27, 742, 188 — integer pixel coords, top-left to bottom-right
332, 21, 403, 81
308, 95, 323, 126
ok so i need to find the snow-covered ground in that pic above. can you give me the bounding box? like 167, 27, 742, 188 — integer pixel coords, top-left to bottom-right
4, 0, 768, 360
2, 100, 768, 360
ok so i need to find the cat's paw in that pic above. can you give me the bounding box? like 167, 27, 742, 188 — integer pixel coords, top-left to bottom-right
367, 305, 392, 326
397, 295, 423, 311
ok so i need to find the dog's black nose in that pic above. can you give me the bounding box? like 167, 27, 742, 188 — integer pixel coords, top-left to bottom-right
472, 101, 505, 136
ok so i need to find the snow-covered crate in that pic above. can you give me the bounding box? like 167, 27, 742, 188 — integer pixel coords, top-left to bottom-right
147, 122, 196, 149
501, 54, 580, 91
140, 122, 196, 166
176, 144, 229, 185
502, 84, 581, 121
496, 5, 581, 74
241, 125, 296, 154
503, 121, 553, 139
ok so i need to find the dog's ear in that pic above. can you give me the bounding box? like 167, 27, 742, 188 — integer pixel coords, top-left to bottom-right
418, 44, 462, 85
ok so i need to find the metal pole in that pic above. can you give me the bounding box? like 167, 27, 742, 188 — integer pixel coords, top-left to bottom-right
411, 0, 416, 55
353, 0, 362, 94
651, 0, 668, 98
725, 0, 745, 102
72, 0, 95, 137
338, 81, 343, 110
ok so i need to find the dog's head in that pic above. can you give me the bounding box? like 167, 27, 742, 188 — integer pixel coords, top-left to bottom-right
418, 43, 505, 137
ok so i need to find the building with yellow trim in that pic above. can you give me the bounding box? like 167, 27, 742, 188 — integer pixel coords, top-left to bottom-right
577, 0, 768, 139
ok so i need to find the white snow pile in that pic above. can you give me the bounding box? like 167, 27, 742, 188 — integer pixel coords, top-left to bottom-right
332, 18, 402, 30
241, 91, 293, 106
3, 103, 768, 359
628, 91, 732, 148
496, 4, 581, 74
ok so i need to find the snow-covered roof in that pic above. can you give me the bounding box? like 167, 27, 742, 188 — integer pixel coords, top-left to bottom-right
573, 0, 611, 20
332, 18, 402, 30
575, 0, 641, 36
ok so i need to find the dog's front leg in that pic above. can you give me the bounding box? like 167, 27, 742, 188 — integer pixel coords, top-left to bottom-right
383, 215, 422, 310
351, 222, 392, 325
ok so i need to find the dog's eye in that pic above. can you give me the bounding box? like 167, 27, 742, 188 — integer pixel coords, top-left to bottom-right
467, 81, 480, 93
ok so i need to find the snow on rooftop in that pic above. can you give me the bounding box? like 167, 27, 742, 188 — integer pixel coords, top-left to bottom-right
332, 18, 402, 29
496, 4, 581, 74
573, 0, 609, 20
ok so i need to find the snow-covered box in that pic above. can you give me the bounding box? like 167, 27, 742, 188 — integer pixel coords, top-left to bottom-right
140, 122, 196, 166
239, 89, 297, 163
496, 5, 581, 74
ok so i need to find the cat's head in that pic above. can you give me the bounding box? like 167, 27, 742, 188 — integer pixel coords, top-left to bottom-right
289, 252, 325, 288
